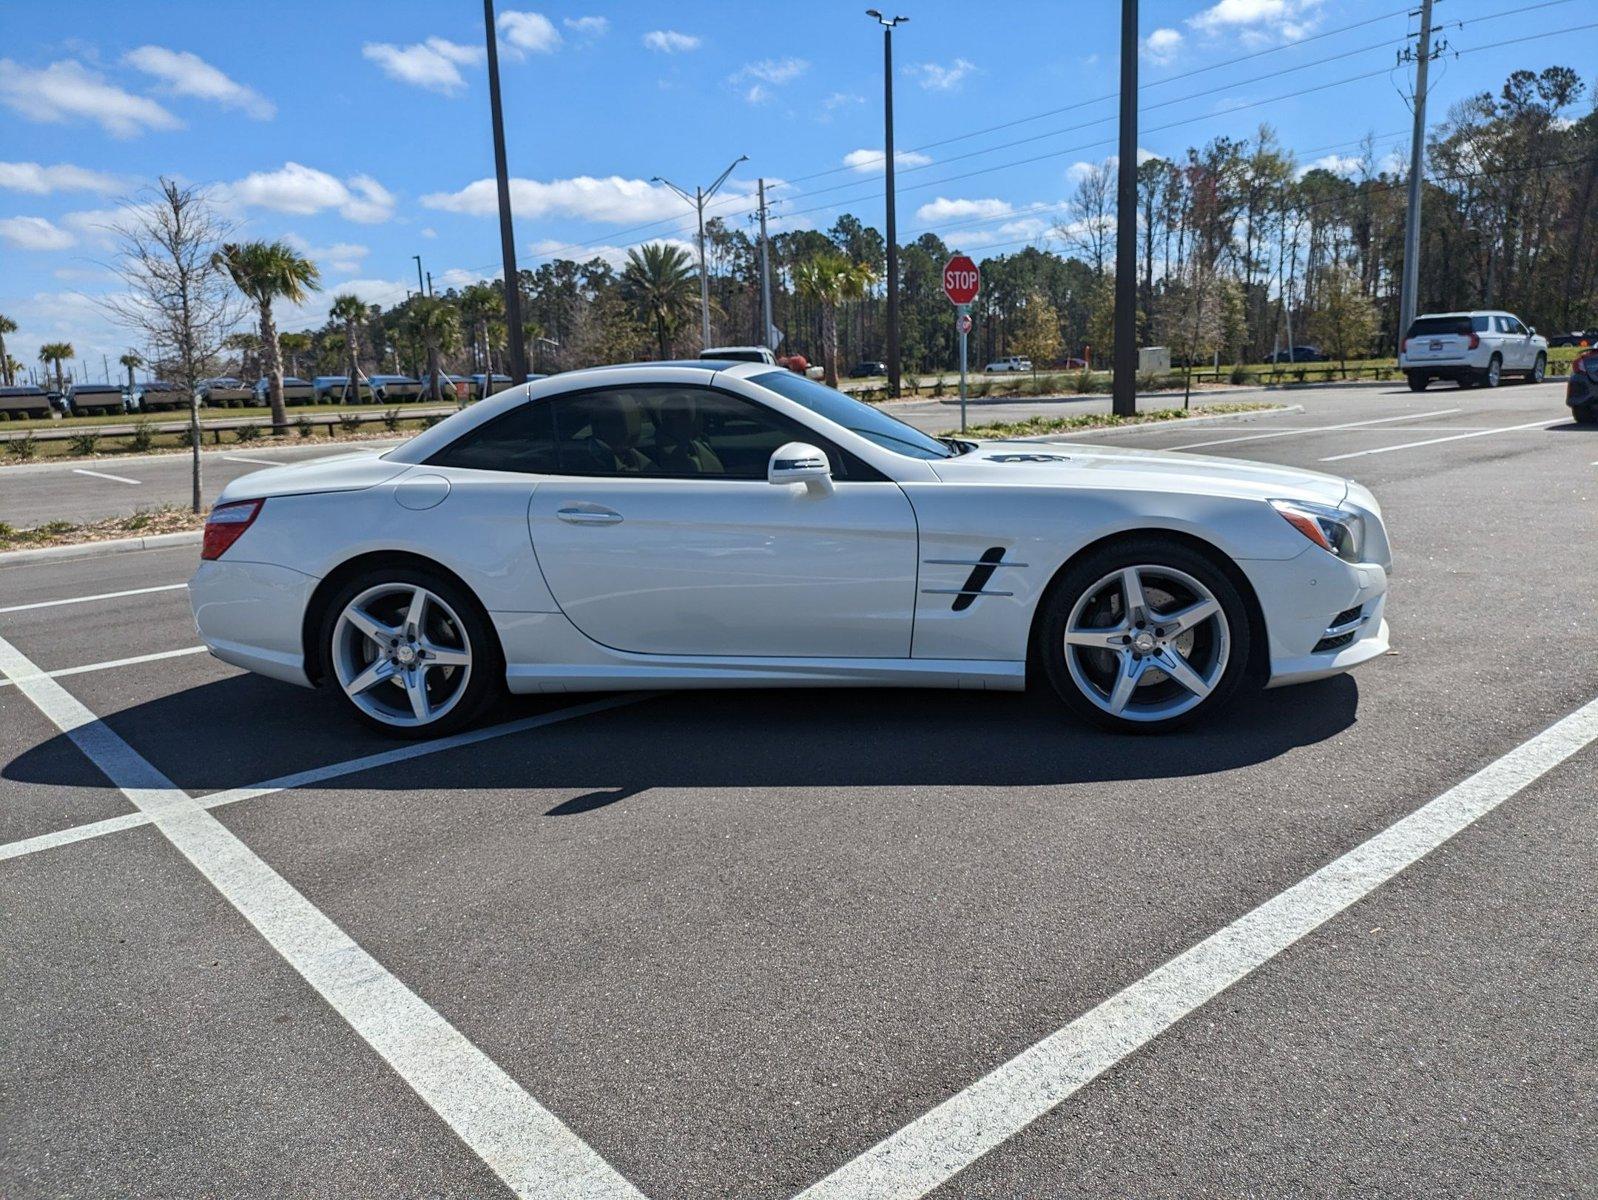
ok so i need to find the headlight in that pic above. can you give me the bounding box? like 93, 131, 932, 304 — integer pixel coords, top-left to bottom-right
1269, 498, 1365, 562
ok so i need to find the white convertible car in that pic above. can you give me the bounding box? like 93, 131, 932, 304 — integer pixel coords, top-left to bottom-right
190, 361, 1392, 737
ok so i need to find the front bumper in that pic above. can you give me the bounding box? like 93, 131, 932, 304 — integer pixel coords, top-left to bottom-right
189, 558, 318, 688
1240, 550, 1391, 689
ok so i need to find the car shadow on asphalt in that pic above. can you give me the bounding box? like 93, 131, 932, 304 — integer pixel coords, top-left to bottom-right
3, 670, 1361, 807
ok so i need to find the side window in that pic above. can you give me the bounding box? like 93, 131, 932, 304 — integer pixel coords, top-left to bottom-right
546, 386, 863, 480
1472, 316, 1492, 333
1509, 317, 1528, 336
427, 401, 557, 473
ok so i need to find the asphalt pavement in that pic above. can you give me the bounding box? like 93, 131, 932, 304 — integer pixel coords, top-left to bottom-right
2, 381, 1594, 1198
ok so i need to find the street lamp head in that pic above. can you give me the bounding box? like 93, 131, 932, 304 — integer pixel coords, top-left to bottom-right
866, 10, 908, 25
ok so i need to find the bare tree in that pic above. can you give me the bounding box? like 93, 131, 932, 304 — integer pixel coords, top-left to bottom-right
100, 179, 238, 513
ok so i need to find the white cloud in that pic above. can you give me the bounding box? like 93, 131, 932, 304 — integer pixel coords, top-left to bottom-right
282, 234, 370, 274
1189, 0, 1325, 43
958, 217, 1055, 249
0, 58, 182, 138
363, 38, 481, 94
498, 11, 561, 55
220, 162, 396, 223
733, 57, 808, 85
1143, 28, 1184, 66
1301, 153, 1361, 177
905, 59, 976, 92
0, 160, 124, 195
643, 30, 701, 53
528, 236, 697, 272
1067, 148, 1161, 180
743, 84, 771, 104
421, 226, 438, 238
843, 148, 933, 175
59, 207, 127, 250
915, 197, 1013, 224
123, 45, 275, 119
823, 91, 864, 110
425, 174, 753, 225
0, 216, 75, 251
564, 16, 609, 40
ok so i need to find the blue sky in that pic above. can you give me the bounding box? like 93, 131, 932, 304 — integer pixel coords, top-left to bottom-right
1, 0, 1586, 381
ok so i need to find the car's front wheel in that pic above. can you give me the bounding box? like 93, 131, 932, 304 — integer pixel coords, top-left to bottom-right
1529, 352, 1547, 384
320, 566, 503, 738
1040, 540, 1251, 733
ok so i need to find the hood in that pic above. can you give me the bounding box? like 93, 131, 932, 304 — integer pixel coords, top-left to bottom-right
928, 439, 1351, 506
216, 450, 411, 503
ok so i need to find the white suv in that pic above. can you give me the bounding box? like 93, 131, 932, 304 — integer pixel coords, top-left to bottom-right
1400, 310, 1548, 391
984, 355, 1033, 373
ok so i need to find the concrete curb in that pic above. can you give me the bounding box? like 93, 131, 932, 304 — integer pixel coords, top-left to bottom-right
0, 529, 201, 567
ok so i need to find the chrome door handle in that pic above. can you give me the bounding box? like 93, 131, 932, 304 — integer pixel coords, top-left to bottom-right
556, 506, 623, 525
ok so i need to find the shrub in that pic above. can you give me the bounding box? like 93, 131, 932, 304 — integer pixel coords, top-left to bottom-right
235, 422, 263, 443
68, 431, 102, 456
973, 377, 991, 398
902, 372, 922, 396
1229, 364, 1249, 386
382, 407, 402, 432
295, 414, 314, 438
931, 376, 947, 398
1071, 369, 1095, 394
421, 413, 444, 429
129, 420, 155, 452
1293, 368, 1308, 383
1135, 370, 1158, 393
177, 426, 196, 448
5, 432, 37, 461
339, 413, 362, 433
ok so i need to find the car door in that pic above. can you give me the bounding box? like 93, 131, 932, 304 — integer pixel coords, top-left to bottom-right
1506, 316, 1534, 368
527, 384, 919, 658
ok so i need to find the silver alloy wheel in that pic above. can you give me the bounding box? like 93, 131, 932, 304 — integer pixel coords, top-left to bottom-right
1486, 356, 1501, 387
1062, 564, 1231, 723
331, 583, 473, 728
1532, 354, 1546, 383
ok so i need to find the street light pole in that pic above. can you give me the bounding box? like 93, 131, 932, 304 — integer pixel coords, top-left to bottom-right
1112, 0, 1139, 417
483, 0, 528, 381
1398, 0, 1437, 351
413, 255, 425, 296
868, 10, 908, 398
655, 156, 749, 350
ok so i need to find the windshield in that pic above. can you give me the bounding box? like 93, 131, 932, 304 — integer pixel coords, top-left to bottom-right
749, 370, 956, 459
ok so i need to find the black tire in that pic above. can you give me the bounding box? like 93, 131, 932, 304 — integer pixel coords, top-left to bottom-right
1406, 372, 1429, 392
1529, 352, 1547, 384
1573, 404, 1597, 426
1039, 538, 1253, 734
318, 564, 504, 739
1479, 354, 1503, 389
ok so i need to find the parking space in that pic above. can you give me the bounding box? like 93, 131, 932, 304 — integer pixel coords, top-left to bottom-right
3, 383, 1595, 1198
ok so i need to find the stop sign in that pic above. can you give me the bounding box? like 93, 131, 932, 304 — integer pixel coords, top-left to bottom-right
942, 255, 980, 305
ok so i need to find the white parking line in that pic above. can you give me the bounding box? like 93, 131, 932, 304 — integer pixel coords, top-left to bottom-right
0, 582, 188, 614
0, 631, 647, 1200
794, 693, 1598, 1200
0, 693, 649, 862
1321, 418, 1563, 462
0, 645, 207, 688
223, 454, 283, 466
71, 467, 140, 485
1167, 408, 1461, 451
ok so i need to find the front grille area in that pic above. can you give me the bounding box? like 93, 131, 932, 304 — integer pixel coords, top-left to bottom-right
1312, 604, 1366, 654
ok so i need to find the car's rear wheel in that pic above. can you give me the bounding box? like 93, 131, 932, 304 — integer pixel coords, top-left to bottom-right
1480, 354, 1503, 388
320, 566, 502, 738
1573, 404, 1597, 426
1040, 540, 1251, 734
1530, 352, 1546, 384
1406, 372, 1429, 392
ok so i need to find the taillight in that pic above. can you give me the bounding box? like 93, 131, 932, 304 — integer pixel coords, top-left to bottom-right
1400, 338, 1409, 353
201, 499, 263, 560
1467, 332, 1480, 350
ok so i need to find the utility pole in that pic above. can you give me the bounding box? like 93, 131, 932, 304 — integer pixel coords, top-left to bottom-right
655, 155, 749, 350
757, 178, 775, 350
868, 10, 908, 397
426, 271, 434, 297
1112, 0, 1139, 416
413, 255, 425, 296
1397, 0, 1443, 349
483, 0, 528, 381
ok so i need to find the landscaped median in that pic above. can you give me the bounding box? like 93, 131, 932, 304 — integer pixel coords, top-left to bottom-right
945, 401, 1285, 440
0, 505, 206, 553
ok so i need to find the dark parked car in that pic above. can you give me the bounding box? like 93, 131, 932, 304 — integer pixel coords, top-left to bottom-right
1568, 348, 1597, 424
0, 385, 52, 420
1548, 329, 1597, 348
368, 374, 422, 402
1268, 345, 1328, 364
313, 375, 377, 404
848, 361, 887, 378
133, 381, 188, 412
66, 383, 127, 416
197, 377, 254, 407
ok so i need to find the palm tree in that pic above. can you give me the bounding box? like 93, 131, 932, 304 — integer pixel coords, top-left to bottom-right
0, 314, 16, 386
458, 283, 504, 374
224, 331, 261, 380
212, 240, 321, 431
791, 252, 878, 387
119, 352, 143, 390
621, 243, 697, 360
329, 294, 368, 401
38, 342, 74, 395
405, 296, 462, 402
278, 331, 312, 377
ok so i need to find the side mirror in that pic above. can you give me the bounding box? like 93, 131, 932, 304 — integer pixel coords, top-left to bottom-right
768, 441, 834, 494
1526, 326, 1536, 337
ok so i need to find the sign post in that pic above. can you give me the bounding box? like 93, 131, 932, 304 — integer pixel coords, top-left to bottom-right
942, 255, 980, 434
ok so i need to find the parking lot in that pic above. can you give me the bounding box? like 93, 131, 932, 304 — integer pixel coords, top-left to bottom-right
2, 382, 1594, 1198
